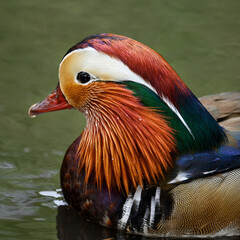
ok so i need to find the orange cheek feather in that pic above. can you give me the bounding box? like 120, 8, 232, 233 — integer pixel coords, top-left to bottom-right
63, 82, 91, 110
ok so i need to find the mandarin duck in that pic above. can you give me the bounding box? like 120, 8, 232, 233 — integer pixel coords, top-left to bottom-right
29, 33, 240, 237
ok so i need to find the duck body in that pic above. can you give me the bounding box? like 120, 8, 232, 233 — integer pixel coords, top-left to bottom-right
61, 134, 240, 236
29, 33, 240, 237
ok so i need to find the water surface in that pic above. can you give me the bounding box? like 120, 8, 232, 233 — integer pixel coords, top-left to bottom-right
0, 0, 239, 239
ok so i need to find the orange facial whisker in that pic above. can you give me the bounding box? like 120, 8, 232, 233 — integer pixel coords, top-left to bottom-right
76, 82, 176, 193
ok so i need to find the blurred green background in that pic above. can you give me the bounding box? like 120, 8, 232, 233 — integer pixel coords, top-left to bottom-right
0, 0, 239, 239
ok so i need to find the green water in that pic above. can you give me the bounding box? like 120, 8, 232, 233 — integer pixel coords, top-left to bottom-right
0, 0, 239, 239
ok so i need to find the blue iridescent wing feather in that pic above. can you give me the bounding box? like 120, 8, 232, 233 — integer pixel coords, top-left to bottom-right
168, 144, 240, 184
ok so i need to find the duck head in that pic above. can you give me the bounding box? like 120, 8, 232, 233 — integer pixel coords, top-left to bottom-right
29, 33, 226, 192
29, 33, 188, 116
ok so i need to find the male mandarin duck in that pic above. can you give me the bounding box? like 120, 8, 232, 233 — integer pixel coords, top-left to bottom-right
28, 33, 240, 237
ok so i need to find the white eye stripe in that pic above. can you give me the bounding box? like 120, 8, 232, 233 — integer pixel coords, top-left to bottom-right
60, 47, 157, 92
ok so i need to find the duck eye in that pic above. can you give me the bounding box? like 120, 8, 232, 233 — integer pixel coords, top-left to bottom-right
76, 71, 91, 84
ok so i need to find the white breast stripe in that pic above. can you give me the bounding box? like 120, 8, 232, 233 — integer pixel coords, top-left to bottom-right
149, 196, 156, 227
132, 186, 142, 211
117, 193, 134, 230
155, 187, 161, 207
117, 186, 143, 230
142, 207, 150, 234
